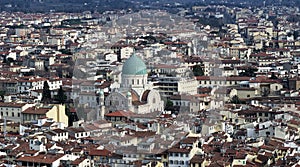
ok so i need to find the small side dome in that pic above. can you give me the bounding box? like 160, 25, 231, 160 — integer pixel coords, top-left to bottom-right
127, 91, 132, 97
122, 54, 147, 75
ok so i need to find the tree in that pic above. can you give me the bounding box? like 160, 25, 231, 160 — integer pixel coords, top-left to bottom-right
56, 86, 66, 104
3, 57, 15, 65
261, 87, 270, 97
41, 81, 51, 104
239, 68, 257, 77
270, 72, 278, 79
165, 100, 174, 110
193, 65, 204, 76
0, 90, 5, 100
231, 95, 241, 104
2, 55, 6, 64
59, 49, 72, 55
294, 30, 299, 40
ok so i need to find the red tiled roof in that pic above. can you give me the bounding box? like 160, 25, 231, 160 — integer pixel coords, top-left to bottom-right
130, 131, 155, 138
131, 90, 139, 102
22, 106, 51, 115
104, 110, 134, 117
0, 102, 27, 108
249, 76, 281, 83
16, 154, 64, 164
180, 137, 198, 144
88, 149, 112, 156
71, 158, 86, 165
141, 90, 150, 102
190, 155, 204, 163
168, 147, 191, 153
196, 76, 250, 81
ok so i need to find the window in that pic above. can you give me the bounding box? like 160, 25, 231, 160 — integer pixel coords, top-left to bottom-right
12, 112, 14, 117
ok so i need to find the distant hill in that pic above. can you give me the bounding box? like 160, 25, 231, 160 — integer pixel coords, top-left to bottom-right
0, 0, 136, 13
0, 0, 299, 13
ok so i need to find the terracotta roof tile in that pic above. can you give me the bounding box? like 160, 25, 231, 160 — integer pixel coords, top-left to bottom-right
104, 110, 134, 117
22, 106, 51, 115
16, 154, 64, 164
88, 149, 112, 156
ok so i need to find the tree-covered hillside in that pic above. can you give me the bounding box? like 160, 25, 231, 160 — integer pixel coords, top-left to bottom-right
0, 0, 136, 13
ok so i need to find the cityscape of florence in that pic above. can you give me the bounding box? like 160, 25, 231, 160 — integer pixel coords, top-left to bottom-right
0, 0, 299, 166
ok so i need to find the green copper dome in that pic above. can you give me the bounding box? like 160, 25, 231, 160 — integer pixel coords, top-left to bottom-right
122, 54, 147, 75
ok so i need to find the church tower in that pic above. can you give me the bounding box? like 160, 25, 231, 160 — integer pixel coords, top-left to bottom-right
127, 91, 133, 111
97, 90, 105, 120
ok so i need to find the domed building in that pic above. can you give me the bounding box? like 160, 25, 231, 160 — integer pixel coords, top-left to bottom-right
103, 53, 164, 115
121, 54, 148, 95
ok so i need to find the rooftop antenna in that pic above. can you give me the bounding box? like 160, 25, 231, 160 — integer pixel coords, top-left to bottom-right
129, 17, 132, 27
4, 117, 6, 140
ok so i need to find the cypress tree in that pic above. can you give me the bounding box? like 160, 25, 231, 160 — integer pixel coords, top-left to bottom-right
56, 86, 66, 104
41, 81, 51, 104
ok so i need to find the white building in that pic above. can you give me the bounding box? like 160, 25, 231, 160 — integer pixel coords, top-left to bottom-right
67, 127, 91, 139
17, 77, 46, 93
78, 92, 98, 108
45, 129, 69, 141
104, 54, 164, 115
0, 102, 35, 123
120, 46, 134, 60
29, 135, 47, 151
17, 77, 62, 93
168, 137, 200, 167
48, 78, 63, 90
153, 77, 198, 98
